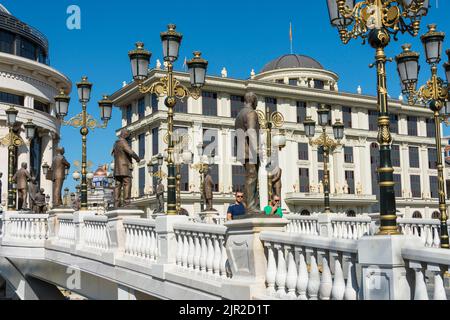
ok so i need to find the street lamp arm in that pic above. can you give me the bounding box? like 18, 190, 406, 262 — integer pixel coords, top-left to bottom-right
62, 112, 109, 130
309, 131, 340, 151
138, 75, 201, 101
0, 131, 26, 147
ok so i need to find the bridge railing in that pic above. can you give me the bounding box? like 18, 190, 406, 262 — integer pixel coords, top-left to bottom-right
260, 231, 359, 300
284, 214, 319, 235
81, 215, 110, 251
56, 214, 76, 245
2, 213, 49, 244
123, 217, 158, 262
397, 218, 447, 248
330, 215, 372, 240
173, 222, 228, 278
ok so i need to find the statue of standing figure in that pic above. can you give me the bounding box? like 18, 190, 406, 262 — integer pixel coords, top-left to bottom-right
112, 129, 141, 208
28, 176, 39, 212
203, 167, 216, 211
156, 179, 165, 213
271, 167, 282, 198
318, 180, 324, 194
13, 162, 31, 210
52, 147, 70, 208
235, 92, 260, 214
343, 180, 349, 194
34, 188, 47, 213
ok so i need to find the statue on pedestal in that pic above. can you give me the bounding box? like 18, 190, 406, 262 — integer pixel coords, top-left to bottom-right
112, 129, 141, 208
28, 176, 39, 212
235, 92, 260, 214
335, 182, 341, 194
343, 180, 349, 194
34, 188, 47, 214
203, 168, 216, 211
52, 147, 70, 208
156, 179, 165, 213
271, 167, 282, 198
13, 162, 31, 210
356, 182, 363, 195
310, 180, 316, 193
318, 180, 324, 194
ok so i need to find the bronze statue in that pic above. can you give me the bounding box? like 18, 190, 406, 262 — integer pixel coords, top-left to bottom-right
271, 167, 282, 199
34, 188, 47, 213
13, 162, 31, 210
28, 176, 39, 212
112, 129, 141, 208
52, 147, 70, 208
203, 168, 215, 211
155, 179, 165, 213
235, 92, 261, 214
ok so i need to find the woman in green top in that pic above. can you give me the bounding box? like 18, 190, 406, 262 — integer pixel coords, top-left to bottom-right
264, 195, 283, 218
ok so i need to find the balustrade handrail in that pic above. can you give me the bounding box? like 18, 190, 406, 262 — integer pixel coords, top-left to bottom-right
330, 215, 371, 223
398, 218, 444, 226
83, 215, 108, 223
57, 214, 75, 221
8, 213, 49, 220
261, 231, 358, 253
173, 222, 227, 235
284, 214, 319, 221
123, 217, 156, 228
402, 247, 450, 267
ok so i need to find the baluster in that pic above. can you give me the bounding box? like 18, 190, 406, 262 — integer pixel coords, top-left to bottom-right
425, 225, 433, 248
124, 225, 131, 255
332, 222, 338, 238
131, 226, 138, 256
433, 272, 447, 300
176, 231, 183, 265
331, 259, 345, 300
29, 219, 35, 240
299, 221, 304, 234
412, 225, 418, 238
143, 227, 150, 259
187, 232, 195, 270
206, 235, 214, 274
136, 226, 143, 256
342, 223, 348, 240
200, 236, 207, 272
413, 268, 429, 300
420, 225, 427, 246
352, 224, 358, 240
182, 232, 189, 267
296, 253, 309, 300
213, 236, 221, 276
194, 233, 201, 271
433, 227, 441, 248
404, 224, 410, 236
285, 250, 297, 300
344, 261, 358, 300
347, 223, 353, 240
307, 255, 320, 300
337, 222, 343, 239
275, 246, 287, 299
219, 236, 227, 278
152, 229, 158, 259
312, 221, 318, 235
319, 257, 332, 300
266, 246, 276, 296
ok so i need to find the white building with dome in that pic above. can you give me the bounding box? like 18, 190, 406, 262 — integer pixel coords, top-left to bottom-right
0, 5, 71, 206
109, 52, 449, 219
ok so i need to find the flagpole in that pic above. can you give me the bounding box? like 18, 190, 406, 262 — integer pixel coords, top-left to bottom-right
289, 22, 293, 54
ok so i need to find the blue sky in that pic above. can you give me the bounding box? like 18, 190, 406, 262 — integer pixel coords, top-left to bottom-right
2, 0, 450, 191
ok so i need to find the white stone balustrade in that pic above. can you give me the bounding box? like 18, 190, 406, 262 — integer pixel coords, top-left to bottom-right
4, 213, 49, 242
123, 217, 158, 261
56, 214, 76, 245
261, 231, 359, 300
81, 215, 110, 251
174, 222, 228, 278
284, 214, 319, 235
330, 215, 372, 240
398, 218, 447, 248
402, 247, 450, 300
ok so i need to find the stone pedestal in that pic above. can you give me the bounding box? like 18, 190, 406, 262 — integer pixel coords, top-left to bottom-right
199, 210, 220, 224
358, 235, 422, 300
317, 213, 333, 237
155, 215, 189, 265
105, 209, 145, 252
222, 217, 289, 300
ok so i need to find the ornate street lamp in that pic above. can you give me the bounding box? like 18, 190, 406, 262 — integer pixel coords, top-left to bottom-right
1, 107, 36, 210
304, 104, 345, 214
326, 0, 429, 235
42, 162, 50, 177
55, 77, 112, 211
128, 24, 208, 215
395, 24, 450, 248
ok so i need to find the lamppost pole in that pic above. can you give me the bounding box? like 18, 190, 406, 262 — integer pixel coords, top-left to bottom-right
323, 129, 331, 214
7, 130, 15, 211
326, 0, 429, 234
395, 27, 450, 247
80, 101, 89, 210
128, 24, 208, 216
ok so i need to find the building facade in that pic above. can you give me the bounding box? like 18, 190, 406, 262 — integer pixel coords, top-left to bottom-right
110, 53, 448, 219
0, 5, 71, 207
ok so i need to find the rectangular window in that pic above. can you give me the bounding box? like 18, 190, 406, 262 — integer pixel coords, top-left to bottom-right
314, 80, 324, 89
275, 79, 284, 84
232, 165, 246, 192
209, 164, 219, 192
428, 148, 437, 169
318, 146, 324, 163
426, 118, 436, 138
202, 91, 217, 116
175, 98, 187, 113
296, 101, 306, 124
0, 91, 24, 106
342, 107, 352, 128
298, 143, 309, 161
289, 78, 298, 86
299, 168, 310, 193
126, 105, 132, 125
393, 174, 402, 197
231, 132, 238, 157
392, 145, 401, 167
409, 147, 420, 168
345, 171, 355, 194
138, 133, 145, 159
407, 116, 418, 136
152, 127, 159, 156
265, 97, 277, 114
151, 94, 158, 113
151, 164, 158, 191
430, 176, 438, 198
34, 100, 49, 113
390, 114, 399, 134
230, 95, 244, 118
203, 129, 219, 157
369, 110, 378, 131
318, 170, 324, 184
0, 30, 15, 54
19, 38, 37, 60
180, 164, 189, 192
410, 175, 421, 198
138, 98, 145, 120
344, 146, 354, 163
139, 167, 146, 197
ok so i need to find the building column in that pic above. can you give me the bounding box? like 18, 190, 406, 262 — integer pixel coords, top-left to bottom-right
400, 143, 411, 198
419, 145, 429, 198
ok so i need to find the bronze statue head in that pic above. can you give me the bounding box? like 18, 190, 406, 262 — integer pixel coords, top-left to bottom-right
21, 162, 27, 169
55, 147, 65, 155
244, 92, 258, 110
119, 129, 130, 139
40, 188, 45, 193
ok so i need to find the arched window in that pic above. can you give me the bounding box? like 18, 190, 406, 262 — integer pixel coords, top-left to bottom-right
300, 210, 311, 216
432, 211, 441, 220
412, 211, 422, 219
346, 210, 356, 217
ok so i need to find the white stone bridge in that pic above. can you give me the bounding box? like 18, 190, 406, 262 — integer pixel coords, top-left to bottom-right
0, 210, 449, 300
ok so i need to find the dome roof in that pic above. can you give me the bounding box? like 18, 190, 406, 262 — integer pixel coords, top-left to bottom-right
93, 165, 108, 177
261, 54, 324, 73
0, 4, 11, 15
